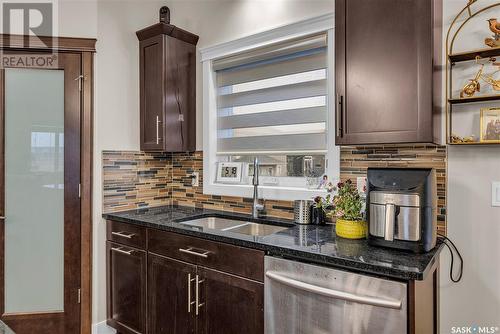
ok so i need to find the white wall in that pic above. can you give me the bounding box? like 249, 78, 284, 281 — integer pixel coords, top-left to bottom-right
440, 0, 500, 332
57, 0, 98, 37
0, 0, 97, 37
443, 146, 500, 331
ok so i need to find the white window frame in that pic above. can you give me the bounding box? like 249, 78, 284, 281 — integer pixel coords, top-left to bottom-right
201, 13, 338, 201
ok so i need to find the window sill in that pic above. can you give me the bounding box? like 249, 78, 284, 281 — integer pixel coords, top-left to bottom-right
203, 181, 328, 201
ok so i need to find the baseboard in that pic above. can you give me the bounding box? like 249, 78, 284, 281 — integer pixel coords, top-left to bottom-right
92, 321, 116, 334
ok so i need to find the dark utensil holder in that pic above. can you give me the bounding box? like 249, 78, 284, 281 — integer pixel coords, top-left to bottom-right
310, 207, 326, 225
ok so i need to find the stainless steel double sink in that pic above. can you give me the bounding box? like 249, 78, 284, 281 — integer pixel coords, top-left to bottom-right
179, 217, 288, 237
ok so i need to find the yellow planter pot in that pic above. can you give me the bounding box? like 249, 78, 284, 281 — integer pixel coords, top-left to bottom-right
335, 219, 367, 239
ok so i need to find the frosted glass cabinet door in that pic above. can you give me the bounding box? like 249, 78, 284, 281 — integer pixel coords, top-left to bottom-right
4, 68, 65, 313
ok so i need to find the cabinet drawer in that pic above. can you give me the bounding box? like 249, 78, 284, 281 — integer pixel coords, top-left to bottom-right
148, 229, 264, 282
107, 220, 147, 250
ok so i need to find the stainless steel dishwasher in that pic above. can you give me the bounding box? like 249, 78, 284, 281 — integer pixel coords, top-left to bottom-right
264, 256, 407, 334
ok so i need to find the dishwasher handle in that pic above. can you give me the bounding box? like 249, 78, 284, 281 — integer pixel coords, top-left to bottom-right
265, 271, 402, 309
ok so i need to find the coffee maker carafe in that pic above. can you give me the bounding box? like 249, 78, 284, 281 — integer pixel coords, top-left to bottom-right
367, 168, 437, 253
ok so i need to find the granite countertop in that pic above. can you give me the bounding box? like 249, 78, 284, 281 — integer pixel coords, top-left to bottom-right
0, 321, 15, 334
103, 205, 444, 281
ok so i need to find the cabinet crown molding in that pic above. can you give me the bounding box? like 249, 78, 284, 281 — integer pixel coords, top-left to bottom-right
136, 22, 199, 45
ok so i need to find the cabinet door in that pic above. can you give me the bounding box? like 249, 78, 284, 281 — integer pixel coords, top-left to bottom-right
107, 242, 147, 334
148, 254, 196, 334
140, 35, 165, 151
164, 36, 197, 152
335, 0, 433, 145
196, 267, 264, 334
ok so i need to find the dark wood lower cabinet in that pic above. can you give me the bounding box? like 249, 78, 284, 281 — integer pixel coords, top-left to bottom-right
106, 221, 264, 334
148, 254, 196, 334
106, 241, 147, 334
147, 254, 264, 334
197, 267, 264, 334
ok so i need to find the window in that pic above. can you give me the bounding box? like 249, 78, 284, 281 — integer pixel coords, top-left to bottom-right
215, 33, 328, 154
202, 14, 337, 200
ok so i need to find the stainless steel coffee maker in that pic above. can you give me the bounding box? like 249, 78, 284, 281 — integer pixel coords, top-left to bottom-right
367, 168, 437, 253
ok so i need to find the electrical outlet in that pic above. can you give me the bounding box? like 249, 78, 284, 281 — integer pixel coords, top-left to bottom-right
492, 182, 500, 207
192, 172, 199, 187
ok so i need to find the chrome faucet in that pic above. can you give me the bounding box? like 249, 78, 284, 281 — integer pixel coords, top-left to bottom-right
252, 157, 265, 218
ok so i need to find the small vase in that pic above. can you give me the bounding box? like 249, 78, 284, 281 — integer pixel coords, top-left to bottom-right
336, 219, 367, 239
310, 207, 326, 225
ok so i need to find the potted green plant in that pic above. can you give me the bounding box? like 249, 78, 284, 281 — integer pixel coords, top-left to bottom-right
332, 179, 367, 239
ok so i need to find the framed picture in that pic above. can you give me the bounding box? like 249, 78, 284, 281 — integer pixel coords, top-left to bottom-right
216, 162, 243, 183
480, 107, 500, 143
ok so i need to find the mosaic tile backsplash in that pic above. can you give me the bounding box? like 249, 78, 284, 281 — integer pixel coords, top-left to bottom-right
102, 151, 171, 213
103, 145, 447, 233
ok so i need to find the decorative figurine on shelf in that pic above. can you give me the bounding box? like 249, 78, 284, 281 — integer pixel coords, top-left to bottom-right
450, 134, 461, 143
460, 62, 484, 98
482, 69, 500, 90
451, 133, 477, 143
480, 58, 500, 91
485, 18, 500, 48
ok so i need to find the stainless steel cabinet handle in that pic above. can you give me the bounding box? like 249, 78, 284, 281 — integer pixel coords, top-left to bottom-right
336, 94, 344, 137
179, 247, 209, 258
265, 271, 402, 309
111, 231, 135, 239
187, 273, 196, 313
195, 275, 204, 316
156, 115, 161, 145
0, 216, 5, 220
110, 247, 134, 256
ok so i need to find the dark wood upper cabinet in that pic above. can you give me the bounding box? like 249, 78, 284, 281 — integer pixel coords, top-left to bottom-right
137, 22, 199, 152
335, 0, 442, 145
148, 254, 196, 334
106, 241, 147, 334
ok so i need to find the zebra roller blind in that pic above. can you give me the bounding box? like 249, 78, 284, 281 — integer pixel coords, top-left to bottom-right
214, 33, 328, 155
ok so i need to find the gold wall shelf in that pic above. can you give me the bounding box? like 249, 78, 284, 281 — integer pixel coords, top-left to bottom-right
448, 94, 500, 104
449, 46, 500, 63
448, 141, 499, 145
445, 0, 500, 145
